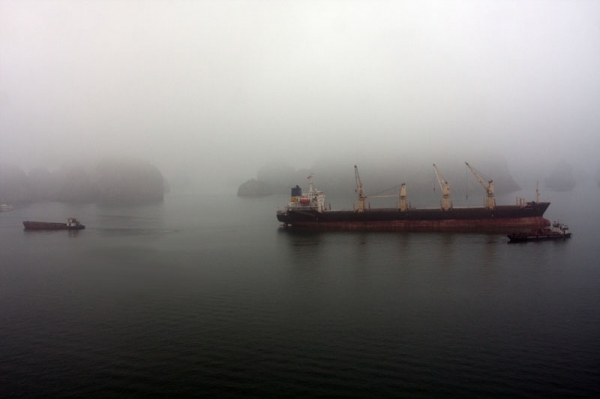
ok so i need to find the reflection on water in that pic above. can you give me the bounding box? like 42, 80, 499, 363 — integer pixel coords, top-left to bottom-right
93, 227, 179, 237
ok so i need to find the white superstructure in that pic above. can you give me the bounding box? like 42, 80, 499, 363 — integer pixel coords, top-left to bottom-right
286, 175, 328, 213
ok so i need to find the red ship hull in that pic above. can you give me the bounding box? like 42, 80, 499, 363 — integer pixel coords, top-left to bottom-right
277, 203, 551, 232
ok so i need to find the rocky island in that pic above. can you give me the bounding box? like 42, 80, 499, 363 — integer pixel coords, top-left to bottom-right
0, 158, 165, 205
237, 179, 273, 197
544, 160, 576, 192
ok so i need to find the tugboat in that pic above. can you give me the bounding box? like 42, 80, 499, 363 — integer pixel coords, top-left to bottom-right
507, 221, 571, 243
23, 218, 85, 231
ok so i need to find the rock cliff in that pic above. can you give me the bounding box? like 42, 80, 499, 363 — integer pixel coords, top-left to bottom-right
0, 159, 165, 205
237, 179, 272, 197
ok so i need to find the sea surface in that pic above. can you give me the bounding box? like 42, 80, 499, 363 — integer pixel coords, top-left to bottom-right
1, 184, 599, 398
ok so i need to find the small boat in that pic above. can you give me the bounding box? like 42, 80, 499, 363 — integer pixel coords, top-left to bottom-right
1, 204, 13, 212
23, 218, 85, 231
507, 221, 571, 243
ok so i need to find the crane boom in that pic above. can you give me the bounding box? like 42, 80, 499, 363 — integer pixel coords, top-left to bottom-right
433, 164, 452, 210
465, 162, 495, 209
354, 165, 367, 213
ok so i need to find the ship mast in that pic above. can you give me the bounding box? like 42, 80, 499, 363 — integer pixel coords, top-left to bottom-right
433, 164, 452, 211
465, 162, 495, 210
308, 174, 314, 193
354, 165, 366, 213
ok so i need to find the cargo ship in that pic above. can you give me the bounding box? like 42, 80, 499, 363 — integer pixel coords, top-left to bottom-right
276, 164, 551, 231
23, 218, 85, 231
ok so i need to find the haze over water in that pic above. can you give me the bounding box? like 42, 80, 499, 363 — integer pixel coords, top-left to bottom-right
2, 1, 600, 396
1, 182, 599, 397
2, 1, 600, 189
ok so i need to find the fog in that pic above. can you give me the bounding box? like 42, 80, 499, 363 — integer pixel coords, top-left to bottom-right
1, 1, 599, 192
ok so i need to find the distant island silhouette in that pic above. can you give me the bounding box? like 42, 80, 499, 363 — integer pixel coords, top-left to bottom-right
0, 158, 165, 205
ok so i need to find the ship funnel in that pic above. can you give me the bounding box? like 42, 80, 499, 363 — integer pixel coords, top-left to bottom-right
291, 185, 302, 202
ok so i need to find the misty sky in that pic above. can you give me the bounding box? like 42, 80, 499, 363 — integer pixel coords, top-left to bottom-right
1, 0, 599, 188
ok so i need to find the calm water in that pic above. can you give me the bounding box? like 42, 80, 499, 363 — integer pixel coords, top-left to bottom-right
1, 185, 599, 398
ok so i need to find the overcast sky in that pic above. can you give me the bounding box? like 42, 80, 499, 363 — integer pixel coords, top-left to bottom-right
1, 0, 599, 188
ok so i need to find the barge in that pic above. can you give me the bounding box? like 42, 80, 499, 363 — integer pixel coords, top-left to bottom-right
23, 218, 85, 231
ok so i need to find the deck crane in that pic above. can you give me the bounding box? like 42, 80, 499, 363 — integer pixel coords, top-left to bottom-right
433, 164, 452, 211
399, 183, 409, 212
354, 165, 367, 213
465, 162, 495, 210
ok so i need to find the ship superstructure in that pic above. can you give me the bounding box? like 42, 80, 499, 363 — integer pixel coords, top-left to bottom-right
284, 175, 328, 213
